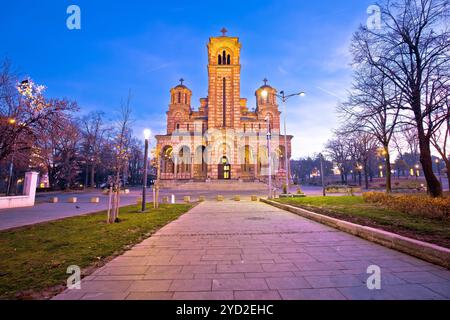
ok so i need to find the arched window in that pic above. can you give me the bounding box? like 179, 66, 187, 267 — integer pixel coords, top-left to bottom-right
184, 94, 187, 104
218, 55, 222, 65
187, 124, 190, 131
177, 92, 181, 103
227, 54, 231, 65
222, 51, 226, 65
176, 123, 180, 130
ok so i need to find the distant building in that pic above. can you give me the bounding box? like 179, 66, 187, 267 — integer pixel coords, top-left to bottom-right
156, 30, 293, 182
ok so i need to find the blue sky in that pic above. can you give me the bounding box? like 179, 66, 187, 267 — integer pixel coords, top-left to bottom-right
1, 0, 374, 158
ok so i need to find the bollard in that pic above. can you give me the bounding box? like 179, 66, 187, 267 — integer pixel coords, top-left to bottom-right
234, 195, 241, 201
251, 195, 258, 202
68, 197, 77, 203
217, 195, 224, 201
90, 197, 100, 203
184, 196, 191, 203
49, 197, 58, 203
199, 196, 205, 202
171, 194, 175, 204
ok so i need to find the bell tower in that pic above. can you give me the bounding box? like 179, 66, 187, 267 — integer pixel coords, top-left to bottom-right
207, 28, 242, 129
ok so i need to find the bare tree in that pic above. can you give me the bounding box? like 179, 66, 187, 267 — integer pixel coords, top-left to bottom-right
0, 59, 77, 163
431, 106, 450, 189
325, 136, 352, 184
339, 66, 401, 192
351, 0, 450, 197
80, 112, 109, 187
108, 93, 133, 224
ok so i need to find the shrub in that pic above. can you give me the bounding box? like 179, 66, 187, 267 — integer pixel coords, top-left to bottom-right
363, 192, 450, 219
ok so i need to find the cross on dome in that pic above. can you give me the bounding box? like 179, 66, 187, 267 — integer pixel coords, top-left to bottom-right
220, 28, 228, 36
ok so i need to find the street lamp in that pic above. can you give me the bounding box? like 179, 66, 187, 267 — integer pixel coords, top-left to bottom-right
261, 85, 305, 194
379, 165, 383, 178
357, 164, 363, 186
435, 158, 442, 185
142, 128, 152, 212
319, 153, 326, 197
265, 116, 272, 199
415, 164, 420, 179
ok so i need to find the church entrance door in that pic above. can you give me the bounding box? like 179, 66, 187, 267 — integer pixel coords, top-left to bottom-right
218, 156, 231, 180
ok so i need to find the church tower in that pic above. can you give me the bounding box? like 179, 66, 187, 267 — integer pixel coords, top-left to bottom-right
207, 28, 242, 129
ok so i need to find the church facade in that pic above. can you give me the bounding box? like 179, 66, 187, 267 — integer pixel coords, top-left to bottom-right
155, 30, 293, 182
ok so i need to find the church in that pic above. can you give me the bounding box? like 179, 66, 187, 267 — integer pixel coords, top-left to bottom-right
155, 29, 293, 182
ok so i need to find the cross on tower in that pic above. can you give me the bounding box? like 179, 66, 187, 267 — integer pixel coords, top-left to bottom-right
220, 27, 228, 36
263, 78, 268, 86
179, 78, 184, 86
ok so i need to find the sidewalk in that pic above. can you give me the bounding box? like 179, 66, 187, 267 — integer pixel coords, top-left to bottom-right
0, 190, 141, 231
55, 200, 450, 300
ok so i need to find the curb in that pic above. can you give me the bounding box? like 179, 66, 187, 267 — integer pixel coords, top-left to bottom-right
261, 198, 450, 269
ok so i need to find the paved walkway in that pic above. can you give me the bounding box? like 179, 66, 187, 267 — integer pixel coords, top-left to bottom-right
55, 200, 450, 300
0, 190, 142, 231
0, 188, 268, 231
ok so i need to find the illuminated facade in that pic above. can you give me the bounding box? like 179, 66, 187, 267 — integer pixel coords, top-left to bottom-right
155, 30, 293, 181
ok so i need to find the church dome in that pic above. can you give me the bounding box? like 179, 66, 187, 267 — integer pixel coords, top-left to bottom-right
170, 78, 192, 106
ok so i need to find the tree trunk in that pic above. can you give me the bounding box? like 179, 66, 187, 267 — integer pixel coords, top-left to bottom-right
384, 148, 392, 193
417, 130, 442, 197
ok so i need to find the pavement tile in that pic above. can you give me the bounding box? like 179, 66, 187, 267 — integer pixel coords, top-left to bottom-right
266, 277, 312, 290
126, 292, 174, 300
78, 280, 133, 292
304, 274, 364, 288
170, 279, 212, 292
421, 282, 450, 298
81, 292, 129, 300
212, 278, 269, 291
173, 291, 234, 300
279, 288, 347, 300
234, 290, 281, 300
393, 271, 448, 284
261, 263, 299, 272
217, 263, 263, 273
128, 280, 172, 292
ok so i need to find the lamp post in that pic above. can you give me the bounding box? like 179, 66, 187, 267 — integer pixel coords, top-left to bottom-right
415, 164, 420, 179
142, 129, 151, 212
6, 118, 17, 196
261, 85, 305, 194
357, 164, 363, 186
265, 116, 272, 199
319, 153, 326, 197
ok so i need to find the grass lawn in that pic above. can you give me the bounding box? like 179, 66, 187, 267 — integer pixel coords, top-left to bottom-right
275, 196, 450, 249
0, 203, 192, 300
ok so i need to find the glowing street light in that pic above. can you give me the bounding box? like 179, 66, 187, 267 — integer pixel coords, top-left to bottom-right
261, 80, 305, 194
